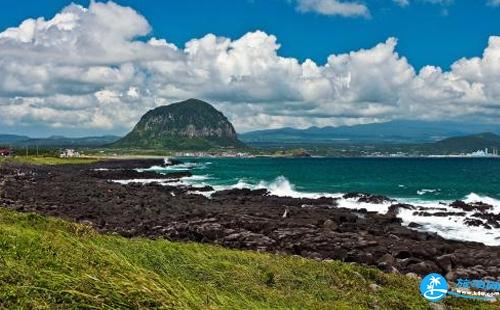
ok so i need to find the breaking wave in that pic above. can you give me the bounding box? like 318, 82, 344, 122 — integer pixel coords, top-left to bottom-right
189, 176, 500, 246
122, 161, 500, 246
136, 162, 211, 173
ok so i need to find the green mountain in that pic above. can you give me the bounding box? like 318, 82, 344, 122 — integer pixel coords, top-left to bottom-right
431, 132, 500, 153
115, 99, 245, 150
239, 120, 500, 145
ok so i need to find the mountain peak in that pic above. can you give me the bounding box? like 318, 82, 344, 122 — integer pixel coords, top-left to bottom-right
115, 99, 244, 150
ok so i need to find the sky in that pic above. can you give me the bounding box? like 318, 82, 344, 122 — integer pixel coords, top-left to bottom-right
0, 0, 499, 136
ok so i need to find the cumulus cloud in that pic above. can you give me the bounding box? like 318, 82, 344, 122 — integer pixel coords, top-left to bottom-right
487, 0, 500, 7
0, 1, 499, 134
295, 0, 370, 18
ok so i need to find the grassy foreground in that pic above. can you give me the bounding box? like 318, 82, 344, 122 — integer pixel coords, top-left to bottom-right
0, 209, 494, 309
0, 155, 99, 165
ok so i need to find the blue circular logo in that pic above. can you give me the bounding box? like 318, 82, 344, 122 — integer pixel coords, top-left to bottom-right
420, 273, 448, 302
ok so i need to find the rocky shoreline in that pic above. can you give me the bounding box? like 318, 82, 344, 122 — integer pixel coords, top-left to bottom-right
0, 159, 499, 281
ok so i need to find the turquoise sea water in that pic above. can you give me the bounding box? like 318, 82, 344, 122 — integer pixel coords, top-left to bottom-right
180, 157, 500, 201
134, 157, 500, 245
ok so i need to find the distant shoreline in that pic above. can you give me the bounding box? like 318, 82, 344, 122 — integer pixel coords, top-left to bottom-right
80, 154, 500, 160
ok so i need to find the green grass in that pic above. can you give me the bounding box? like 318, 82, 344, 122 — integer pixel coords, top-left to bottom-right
0, 156, 99, 165
0, 209, 495, 309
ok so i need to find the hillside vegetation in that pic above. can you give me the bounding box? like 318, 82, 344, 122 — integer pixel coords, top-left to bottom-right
115, 99, 245, 150
0, 208, 494, 309
433, 132, 500, 152
0, 156, 99, 165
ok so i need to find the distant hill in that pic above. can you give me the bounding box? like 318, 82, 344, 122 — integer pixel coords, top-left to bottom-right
114, 99, 245, 150
431, 132, 500, 153
0, 135, 120, 148
0, 134, 31, 143
239, 120, 500, 145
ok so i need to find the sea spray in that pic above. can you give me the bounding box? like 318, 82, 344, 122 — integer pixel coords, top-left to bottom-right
122, 159, 500, 246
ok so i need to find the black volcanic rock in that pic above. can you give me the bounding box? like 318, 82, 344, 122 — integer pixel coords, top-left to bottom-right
450, 200, 493, 212
1, 161, 499, 281
343, 192, 395, 204
115, 98, 245, 150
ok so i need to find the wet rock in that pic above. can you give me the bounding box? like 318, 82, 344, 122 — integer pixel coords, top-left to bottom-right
413, 211, 466, 217
463, 218, 485, 227
89, 169, 164, 180
408, 222, 423, 228
450, 200, 492, 212
343, 192, 395, 204
472, 212, 500, 229
212, 188, 269, 198
387, 203, 415, 217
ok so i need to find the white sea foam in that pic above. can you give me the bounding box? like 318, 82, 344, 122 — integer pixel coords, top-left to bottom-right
396, 196, 500, 246
120, 161, 500, 246
113, 178, 174, 185
255, 176, 336, 199
208, 177, 500, 246
337, 198, 393, 214
464, 192, 500, 211
207, 176, 341, 200
184, 175, 212, 181
113, 174, 212, 188
417, 188, 439, 195
187, 190, 215, 197
136, 162, 209, 173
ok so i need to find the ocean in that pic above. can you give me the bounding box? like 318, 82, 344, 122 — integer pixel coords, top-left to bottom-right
133, 157, 500, 246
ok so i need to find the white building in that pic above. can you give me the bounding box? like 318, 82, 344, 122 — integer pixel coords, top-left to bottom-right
60, 149, 80, 158
466, 148, 498, 157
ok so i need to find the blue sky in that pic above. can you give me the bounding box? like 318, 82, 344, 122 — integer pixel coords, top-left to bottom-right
0, 0, 499, 136
1, 0, 498, 70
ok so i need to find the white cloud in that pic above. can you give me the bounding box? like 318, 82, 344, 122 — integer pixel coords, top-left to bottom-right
487, 0, 500, 7
295, 0, 370, 18
393, 0, 410, 6
0, 1, 499, 134
422, 0, 453, 4
393, 0, 454, 6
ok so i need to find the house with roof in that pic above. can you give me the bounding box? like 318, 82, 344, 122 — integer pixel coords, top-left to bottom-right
0, 148, 12, 157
